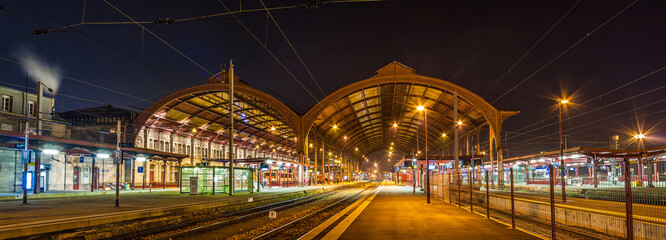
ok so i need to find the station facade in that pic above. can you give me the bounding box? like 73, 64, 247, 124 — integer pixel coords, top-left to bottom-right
1, 62, 519, 194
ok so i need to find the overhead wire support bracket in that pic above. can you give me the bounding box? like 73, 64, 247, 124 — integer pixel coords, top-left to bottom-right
154, 18, 174, 25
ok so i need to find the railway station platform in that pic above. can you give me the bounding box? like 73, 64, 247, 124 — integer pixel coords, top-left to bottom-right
336, 182, 539, 240
0, 183, 350, 239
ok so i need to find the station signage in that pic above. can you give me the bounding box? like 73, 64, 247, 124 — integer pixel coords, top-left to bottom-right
21, 150, 31, 164
113, 150, 123, 164
137, 166, 144, 173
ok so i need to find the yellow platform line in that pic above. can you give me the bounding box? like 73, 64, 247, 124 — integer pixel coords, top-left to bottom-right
299, 182, 383, 240
320, 183, 384, 240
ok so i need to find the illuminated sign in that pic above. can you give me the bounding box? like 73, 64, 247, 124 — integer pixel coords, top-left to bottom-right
23, 172, 33, 190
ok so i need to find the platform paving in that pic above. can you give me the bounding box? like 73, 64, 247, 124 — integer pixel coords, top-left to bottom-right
0, 183, 344, 227
338, 183, 539, 240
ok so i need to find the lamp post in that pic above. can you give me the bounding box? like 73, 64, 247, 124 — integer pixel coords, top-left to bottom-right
634, 133, 647, 187
417, 105, 430, 204
558, 99, 569, 202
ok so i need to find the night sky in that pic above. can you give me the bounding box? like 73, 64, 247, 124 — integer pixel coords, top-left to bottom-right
1, 0, 664, 161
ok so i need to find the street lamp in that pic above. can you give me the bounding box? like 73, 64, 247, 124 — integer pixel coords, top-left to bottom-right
417, 105, 430, 204
558, 99, 569, 202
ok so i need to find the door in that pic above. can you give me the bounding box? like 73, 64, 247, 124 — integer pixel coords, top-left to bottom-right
93, 167, 99, 189
161, 169, 165, 187
73, 166, 80, 190
150, 171, 155, 184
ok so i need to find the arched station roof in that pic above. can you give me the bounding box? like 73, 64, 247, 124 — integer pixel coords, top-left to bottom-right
302, 62, 518, 155
133, 72, 301, 156
134, 62, 517, 161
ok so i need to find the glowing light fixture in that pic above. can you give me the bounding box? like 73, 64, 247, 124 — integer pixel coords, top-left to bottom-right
97, 153, 110, 159
43, 149, 59, 155
559, 99, 570, 104
136, 157, 147, 162
332, 124, 338, 129
417, 105, 425, 111
343, 135, 348, 140
634, 133, 645, 139
442, 133, 446, 137
457, 120, 463, 125
270, 126, 276, 131
393, 122, 398, 127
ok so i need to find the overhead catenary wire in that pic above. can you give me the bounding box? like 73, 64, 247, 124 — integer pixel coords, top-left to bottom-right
10, 0, 184, 81
215, 0, 320, 102
490, 0, 640, 104
478, 65, 665, 156
482, 0, 581, 97
512, 106, 666, 148
258, 0, 327, 98
0, 56, 153, 104
0, 80, 109, 106
495, 65, 665, 143
102, 0, 214, 76
257, 0, 368, 153
501, 97, 666, 147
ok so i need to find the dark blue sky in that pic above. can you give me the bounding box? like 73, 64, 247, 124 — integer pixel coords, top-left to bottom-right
1, 0, 664, 156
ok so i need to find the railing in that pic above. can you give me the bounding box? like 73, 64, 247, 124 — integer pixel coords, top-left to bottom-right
430, 160, 666, 240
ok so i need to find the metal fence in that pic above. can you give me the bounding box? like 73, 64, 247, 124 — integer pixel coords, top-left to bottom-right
430, 158, 666, 240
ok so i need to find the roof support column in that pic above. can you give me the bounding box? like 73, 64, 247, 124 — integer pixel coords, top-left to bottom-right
170, 133, 174, 153
453, 92, 460, 183
489, 129, 495, 187
228, 60, 235, 196
190, 137, 194, 165
143, 127, 149, 149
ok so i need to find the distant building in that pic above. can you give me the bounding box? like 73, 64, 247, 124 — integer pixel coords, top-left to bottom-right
57, 105, 139, 144
0, 85, 62, 135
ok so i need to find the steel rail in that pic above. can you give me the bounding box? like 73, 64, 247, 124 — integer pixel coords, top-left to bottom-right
251, 182, 382, 240
147, 186, 361, 240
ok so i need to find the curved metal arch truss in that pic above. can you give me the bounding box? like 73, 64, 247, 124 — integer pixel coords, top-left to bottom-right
301, 62, 518, 157
133, 74, 301, 157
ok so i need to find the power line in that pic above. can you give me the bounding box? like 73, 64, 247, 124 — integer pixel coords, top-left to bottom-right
0, 80, 108, 106
482, 0, 581, 97
103, 0, 214, 76
499, 64, 665, 142
258, 0, 327, 98
0, 56, 153, 104
491, 0, 640, 104
12, 0, 182, 85
512, 109, 666, 149
215, 0, 320, 102
508, 99, 666, 147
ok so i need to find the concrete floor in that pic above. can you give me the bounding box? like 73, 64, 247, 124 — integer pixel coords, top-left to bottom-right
338, 183, 539, 240
0, 183, 344, 226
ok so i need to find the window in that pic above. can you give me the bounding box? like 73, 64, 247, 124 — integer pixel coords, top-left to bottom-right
28, 101, 36, 116
2, 95, 12, 112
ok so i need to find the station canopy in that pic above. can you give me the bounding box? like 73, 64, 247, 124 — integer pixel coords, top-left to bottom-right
310, 62, 498, 155
136, 72, 298, 156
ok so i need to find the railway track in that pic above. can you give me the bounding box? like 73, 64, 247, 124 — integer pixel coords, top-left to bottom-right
129, 182, 376, 240
249, 182, 381, 240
